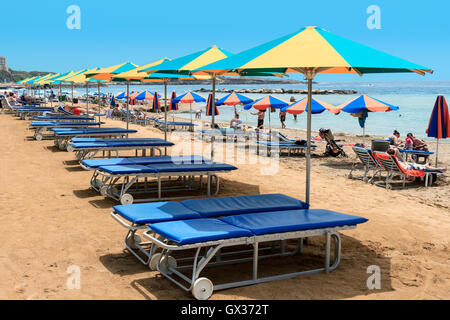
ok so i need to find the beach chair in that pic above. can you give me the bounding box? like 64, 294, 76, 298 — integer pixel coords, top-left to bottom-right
134, 194, 367, 299
52, 127, 138, 150
95, 161, 237, 204
110, 193, 309, 265
372, 151, 440, 189
348, 147, 384, 183
154, 119, 197, 132
398, 149, 434, 165
67, 138, 174, 160
319, 128, 347, 157
256, 140, 317, 156
32, 115, 95, 121
30, 120, 102, 140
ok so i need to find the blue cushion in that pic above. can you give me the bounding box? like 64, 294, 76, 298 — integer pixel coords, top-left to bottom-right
31, 121, 100, 127
257, 141, 317, 148
113, 202, 201, 225
52, 128, 137, 135
148, 218, 253, 245
181, 193, 308, 218
81, 155, 207, 169
220, 209, 368, 235
71, 140, 173, 148
72, 138, 163, 143
98, 165, 158, 174
148, 162, 237, 173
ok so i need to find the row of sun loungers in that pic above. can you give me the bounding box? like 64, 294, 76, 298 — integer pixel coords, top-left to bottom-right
1, 97, 369, 299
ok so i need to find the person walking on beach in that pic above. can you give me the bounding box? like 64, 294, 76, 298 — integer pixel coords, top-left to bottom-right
251, 109, 266, 129
279, 110, 287, 129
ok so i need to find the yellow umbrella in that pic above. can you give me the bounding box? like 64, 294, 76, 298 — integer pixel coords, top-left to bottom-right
63, 67, 104, 112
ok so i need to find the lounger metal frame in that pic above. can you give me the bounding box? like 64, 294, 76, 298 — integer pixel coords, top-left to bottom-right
69, 145, 163, 161
142, 225, 355, 300
54, 132, 132, 150
31, 123, 102, 141
348, 147, 384, 183
94, 169, 223, 204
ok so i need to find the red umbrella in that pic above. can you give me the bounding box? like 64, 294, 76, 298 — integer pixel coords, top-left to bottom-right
426, 95, 450, 166
206, 93, 219, 116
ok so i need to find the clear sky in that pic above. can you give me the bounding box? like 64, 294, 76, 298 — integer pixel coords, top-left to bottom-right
2, 0, 449, 81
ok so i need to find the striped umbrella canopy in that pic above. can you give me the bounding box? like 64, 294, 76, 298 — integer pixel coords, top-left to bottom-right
338, 95, 398, 145
152, 92, 161, 111
135, 90, 158, 101
426, 95, 450, 166
206, 93, 219, 116
173, 91, 206, 104
244, 95, 289, 111
169, 91, 178, 111
86, 62, 138, 81
111, 58, 169, 82
338, 95, 399, 113
282, 97, 340, 115
31, 73, 59, 85
50, 69, 87, 84
15, 76, 36, 84
115, 91, 128, 99
194, 26, 432, 205
215, 92, 253, 106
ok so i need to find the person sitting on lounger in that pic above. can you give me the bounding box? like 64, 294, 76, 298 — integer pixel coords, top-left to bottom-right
230, 114, 242, 129
407, 133, 429, 151
387, 148, 446, 171
388, 130, 401, 147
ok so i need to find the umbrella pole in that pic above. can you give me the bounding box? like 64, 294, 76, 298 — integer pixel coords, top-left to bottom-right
190, 103, 192, 124
436, 139, 439, 167
86, 82, 89, 115
211, 75, 216, 160
164, 79, 168, 156
71, 83, 74, 108
363, 125, 365, 147
126, 80, 130, 131
97, 82, 100, 112
305, 74, 314, 205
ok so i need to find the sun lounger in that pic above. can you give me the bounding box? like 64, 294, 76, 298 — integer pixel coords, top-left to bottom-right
30, 121, 102, 140
67, 138, 174, 160
95, 161, 237, 204
398, 149, 434, 164
373, 151, 441, 189
51, 128, 138, 150
138, 199, 367, 299
256, 141, 317, 156
32, 115, 95, 121
348, 147, 384, 183
154, 119, 197, 132
111, 193, 308, 265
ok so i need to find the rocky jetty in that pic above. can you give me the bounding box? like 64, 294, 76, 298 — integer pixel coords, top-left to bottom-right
195, 88, 357, 95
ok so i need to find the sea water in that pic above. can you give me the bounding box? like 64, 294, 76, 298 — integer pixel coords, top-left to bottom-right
46, 81, 450, 139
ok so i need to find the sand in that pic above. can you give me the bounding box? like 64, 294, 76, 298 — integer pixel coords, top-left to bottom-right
0, 106, 449, 300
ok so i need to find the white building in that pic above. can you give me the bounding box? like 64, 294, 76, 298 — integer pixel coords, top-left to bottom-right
0, 56, 8, 71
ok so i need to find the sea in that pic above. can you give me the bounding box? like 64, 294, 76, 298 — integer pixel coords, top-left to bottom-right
28, 81, 450, 140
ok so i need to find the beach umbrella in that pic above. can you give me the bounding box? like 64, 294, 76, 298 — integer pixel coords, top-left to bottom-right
338, 95, 399, 145
115, 91, 128, 99
206, 93, 219, 116
194, 26, 432, 205
426, 95, 450, 166
216, 91, 253, 115
152, 92, 161, 111
244, 95, 289, 132
282, 97, 340, 114
135, 90, 156, 101
169, 91, 178, 111
173, 91, 207, 123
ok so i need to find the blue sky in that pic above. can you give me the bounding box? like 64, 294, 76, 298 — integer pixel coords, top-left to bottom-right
2, 0, 449, 81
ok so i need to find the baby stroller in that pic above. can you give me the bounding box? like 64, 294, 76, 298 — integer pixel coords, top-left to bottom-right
319, 128, 347, 157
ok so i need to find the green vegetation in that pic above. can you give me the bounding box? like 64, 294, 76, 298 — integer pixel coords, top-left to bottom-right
0, 69, 52, 83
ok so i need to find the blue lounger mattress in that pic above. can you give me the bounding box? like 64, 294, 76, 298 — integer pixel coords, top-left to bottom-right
31, 121, 101, 127
113, 193, 308, 224
14, 107, 53, 111
155, 120, 197, 126
99, 162, 237, 174
81, 155, 207, 169
399, 149, 434, 155
52, 128, 138, 135
149, 209, 368, 245
70, 140, 174, 148
72, 138, 169, 143
33, 116, 94, 120
256, 141, 317, 148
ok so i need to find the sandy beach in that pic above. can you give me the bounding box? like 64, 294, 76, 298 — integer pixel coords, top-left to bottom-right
0, 103, 448, 300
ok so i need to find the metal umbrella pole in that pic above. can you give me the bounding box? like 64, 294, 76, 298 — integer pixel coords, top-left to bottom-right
164, 79, 168, 155
126, 80, 130, 131
71, 82, 74, 108
86, 82, 89, 115
211, 75, 216, 160
436, 139, 439, 167
97, 82, 101, 112
305, 70, 315, 206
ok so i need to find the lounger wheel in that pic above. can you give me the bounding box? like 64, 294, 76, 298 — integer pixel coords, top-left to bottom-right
362, 177, 368, 183
125, 233, 141, 250
192, 277, 213, 300
66, 145, 74, 152
386, 184, 392, 190
100, 186, 109, 196
35, 134, 43, 141
149, 253, 162, 271
347, 173, 353, 179
120, 193, 134, 205
159, 255, 177, 275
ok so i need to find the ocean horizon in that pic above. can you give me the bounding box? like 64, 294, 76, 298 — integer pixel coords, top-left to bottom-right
30, 80, 450, 140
